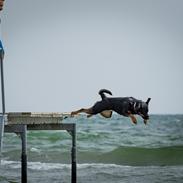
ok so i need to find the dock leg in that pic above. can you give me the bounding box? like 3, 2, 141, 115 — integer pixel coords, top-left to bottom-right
20, 125, 27, 183
71, 124, 77, 183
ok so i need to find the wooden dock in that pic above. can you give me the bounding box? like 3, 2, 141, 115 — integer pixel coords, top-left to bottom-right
3, 112, 77, 183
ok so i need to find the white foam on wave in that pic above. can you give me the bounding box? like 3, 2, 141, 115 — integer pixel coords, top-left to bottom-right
30, 147, 41, 153
1, 160, 127, 170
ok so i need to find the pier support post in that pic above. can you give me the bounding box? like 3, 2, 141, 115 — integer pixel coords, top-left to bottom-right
20, 125, 27, 183
5, 122, 77, 182
71, 123, 77, 183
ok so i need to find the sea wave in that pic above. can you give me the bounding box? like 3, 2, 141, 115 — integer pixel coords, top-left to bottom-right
1, 160, 183, 183
1, 158, 183, 172
75, 145, 183, 166
1, 160, 127, 170
98, 146, 183, 166
3, 146, 183, 167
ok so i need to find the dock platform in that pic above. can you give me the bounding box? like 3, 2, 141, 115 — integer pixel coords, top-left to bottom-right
2, 112, 76, 183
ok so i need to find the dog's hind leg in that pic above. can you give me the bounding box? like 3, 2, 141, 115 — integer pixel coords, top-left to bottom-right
71, 108, 93, 117
100, 110, 113, 118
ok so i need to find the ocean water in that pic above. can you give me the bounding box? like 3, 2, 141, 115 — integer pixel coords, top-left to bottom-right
0, 114, 183, 183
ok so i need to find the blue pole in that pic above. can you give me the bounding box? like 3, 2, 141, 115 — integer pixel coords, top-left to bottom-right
0, 39, 5, 154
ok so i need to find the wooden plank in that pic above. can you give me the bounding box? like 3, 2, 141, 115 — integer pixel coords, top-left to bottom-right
7, 112, 71, 125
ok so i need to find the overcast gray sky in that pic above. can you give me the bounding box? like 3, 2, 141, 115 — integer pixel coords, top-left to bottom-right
0, 0, 183, 114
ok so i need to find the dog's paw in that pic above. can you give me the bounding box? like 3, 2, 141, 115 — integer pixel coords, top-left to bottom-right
133, 120, 137, 125
144, 119, 148, 125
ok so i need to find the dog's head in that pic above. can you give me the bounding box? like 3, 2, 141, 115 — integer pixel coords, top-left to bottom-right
138, 98, 151, 124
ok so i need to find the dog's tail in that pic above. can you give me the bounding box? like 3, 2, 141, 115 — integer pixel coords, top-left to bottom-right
98, 89, 112, 100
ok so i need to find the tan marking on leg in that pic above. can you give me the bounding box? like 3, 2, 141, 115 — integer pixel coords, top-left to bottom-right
87, 114, 93, 118
100, 110, 113, 118
129, 115, 137, 124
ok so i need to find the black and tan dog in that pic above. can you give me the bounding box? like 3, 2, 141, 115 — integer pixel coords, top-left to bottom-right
71, 89, 151, 124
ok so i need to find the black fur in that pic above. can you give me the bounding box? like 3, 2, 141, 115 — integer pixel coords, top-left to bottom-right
71, 89, 151, 124
92, 89, 151, 120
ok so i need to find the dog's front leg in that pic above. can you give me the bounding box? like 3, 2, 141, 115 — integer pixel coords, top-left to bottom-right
128, 111, 137, 124
129, 114, 137, 124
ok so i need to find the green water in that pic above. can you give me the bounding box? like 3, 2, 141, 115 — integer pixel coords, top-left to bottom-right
0, 115, 183, 182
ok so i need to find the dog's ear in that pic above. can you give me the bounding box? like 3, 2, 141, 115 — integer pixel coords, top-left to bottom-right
146, 98, 151, 105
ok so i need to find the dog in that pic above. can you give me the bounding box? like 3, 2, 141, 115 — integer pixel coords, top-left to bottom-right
71, 89, 151, 124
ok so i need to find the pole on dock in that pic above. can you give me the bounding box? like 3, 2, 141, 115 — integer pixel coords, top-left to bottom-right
20, 125, 27, 183
0, 39, 5, 155
71, 124, 77, 183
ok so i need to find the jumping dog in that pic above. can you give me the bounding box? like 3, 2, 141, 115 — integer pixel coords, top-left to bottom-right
71, 89, 151, 124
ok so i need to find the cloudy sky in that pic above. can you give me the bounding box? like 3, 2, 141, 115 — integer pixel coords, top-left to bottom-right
0, 0, 183, 114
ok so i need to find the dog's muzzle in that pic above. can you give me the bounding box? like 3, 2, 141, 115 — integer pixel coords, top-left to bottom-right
139, 113, 149, 120
139, 114, 149, 124
143, 115, 149, 125
144, 115, 149, 120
